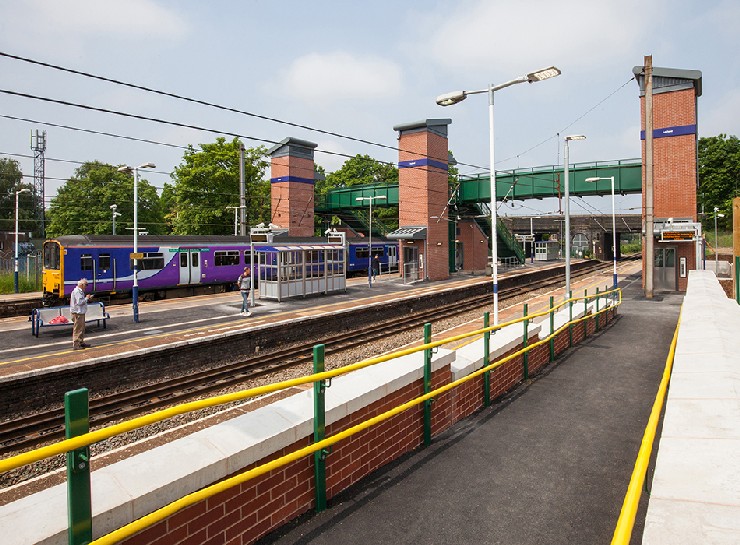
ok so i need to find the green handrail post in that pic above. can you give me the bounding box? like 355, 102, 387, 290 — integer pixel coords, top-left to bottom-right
65, 388, 91, 545
549, 296, 555, 362
423, 323, 433, 447
483, 312, 491, 407
595, 287, 600, 332
568, 290, 573, 348
313, 344, 328, 513
522, 304, 529, 380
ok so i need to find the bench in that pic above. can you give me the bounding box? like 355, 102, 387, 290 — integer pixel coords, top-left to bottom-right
31, 302, 110, 337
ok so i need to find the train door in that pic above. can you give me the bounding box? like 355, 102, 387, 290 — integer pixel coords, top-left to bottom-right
387, 244, 398, 270
654, 247, 676, 291
178, 250, 202, 285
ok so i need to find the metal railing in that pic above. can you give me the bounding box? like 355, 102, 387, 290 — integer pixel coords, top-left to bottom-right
0, 287, 622, 545
610, 311, 680, 544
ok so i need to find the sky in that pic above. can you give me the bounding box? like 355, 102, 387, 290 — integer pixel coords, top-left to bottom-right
1, 0, 739, 223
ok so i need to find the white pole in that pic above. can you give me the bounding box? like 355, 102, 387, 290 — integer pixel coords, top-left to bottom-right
610, 176, 618, 291
564, 140, 571, 299
368, 198, 373, 287
489, 85, 498, 325
133, 167, 140, 323
14, 191, 21, 293
715, 207, 719, 274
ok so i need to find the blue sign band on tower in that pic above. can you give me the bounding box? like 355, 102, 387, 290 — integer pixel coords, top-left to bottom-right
640, 124, 697, 140
398, 158, 448, 171
270, 176, 315, 185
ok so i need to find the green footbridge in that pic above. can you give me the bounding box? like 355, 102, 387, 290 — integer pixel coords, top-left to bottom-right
314, 159, 642, 265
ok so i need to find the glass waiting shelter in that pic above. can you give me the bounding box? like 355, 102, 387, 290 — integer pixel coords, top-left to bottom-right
254, 244, 346, 301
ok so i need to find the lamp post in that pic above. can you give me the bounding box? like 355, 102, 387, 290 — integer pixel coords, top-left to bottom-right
563, 135, 586, 299
437, 66, 561, 324
356, 195, 386, 287
14, 188, 31, 293
118, 162, 156, 323
714, 207, 725, 274
110, 204, 121, 235
585, 176, 618, 292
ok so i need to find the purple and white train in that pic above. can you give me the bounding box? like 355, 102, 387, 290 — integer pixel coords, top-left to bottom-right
42, 235, 398, 305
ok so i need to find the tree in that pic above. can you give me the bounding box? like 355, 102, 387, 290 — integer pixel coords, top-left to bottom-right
0, 158, 35, 236
46, 161, 164, 237
167, 138, 269, 235
322, 154, 398, 190
698, 134, 740, 230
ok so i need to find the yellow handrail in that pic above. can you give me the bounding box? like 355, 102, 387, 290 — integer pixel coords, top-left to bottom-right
610, 310, 681, 544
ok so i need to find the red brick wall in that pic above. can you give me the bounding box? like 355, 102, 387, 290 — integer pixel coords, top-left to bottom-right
271, 155, 315, 237
122, 308, 616, 545
639, 86, 699, 289
397, 129, 449, 281
457, 220, 489, 271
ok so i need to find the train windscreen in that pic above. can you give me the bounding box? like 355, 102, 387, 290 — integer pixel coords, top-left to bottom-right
43, 241, 61, 270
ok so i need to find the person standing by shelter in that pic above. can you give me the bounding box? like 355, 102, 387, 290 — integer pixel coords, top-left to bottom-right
237, 267, 252, 316
70, 278, 92, 350
371, 255, 380, 280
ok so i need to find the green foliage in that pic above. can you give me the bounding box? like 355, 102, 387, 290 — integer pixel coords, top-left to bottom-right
167, 138, 269, 235
698, 134, 740, 230
0, 270, 41, 294
0, 158, 35, 235
46, 161, 165, 237
321, 154, 398, 191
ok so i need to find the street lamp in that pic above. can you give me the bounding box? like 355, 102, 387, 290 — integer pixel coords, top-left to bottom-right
563, 135, 586, 299
437, 66, 561, 324
355, 195, 386, 287
714, 207, 725, 275
585, 176, 618, 292
14, 188, 31, 293
110, 204, 121, 235
117, 162, 156, 323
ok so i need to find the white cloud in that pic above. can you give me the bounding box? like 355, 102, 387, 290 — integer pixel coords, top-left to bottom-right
414, 0, 665, 76
274, 52, 403, 103
0, 0, 189, 58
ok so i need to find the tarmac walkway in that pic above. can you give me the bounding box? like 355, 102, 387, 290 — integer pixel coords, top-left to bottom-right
259, 273, 683, 545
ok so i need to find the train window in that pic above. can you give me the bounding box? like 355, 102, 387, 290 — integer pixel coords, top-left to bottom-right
215, 250, 239, 266
355, 247, 369, 259
180, 253, 188, 267
81, 254, 93, 271
99, 254, 111, 269
243, 251, 252, 266
131, 252, 165, 271
43, 242, 60, 269
192, 252, 199, 267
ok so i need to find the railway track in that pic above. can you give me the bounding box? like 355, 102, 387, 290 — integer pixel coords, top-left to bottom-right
0, 259, 625, 461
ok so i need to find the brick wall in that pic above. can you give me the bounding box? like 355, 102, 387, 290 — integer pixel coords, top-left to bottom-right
397, 124, 450, 281
270, 154, 315, 237
121, 309, 615, 545
639, 85, 699, 289
457, 220, 489, 271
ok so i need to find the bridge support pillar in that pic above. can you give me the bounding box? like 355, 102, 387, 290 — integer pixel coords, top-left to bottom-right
268, 137, 318, 237
392, 119, 452, 281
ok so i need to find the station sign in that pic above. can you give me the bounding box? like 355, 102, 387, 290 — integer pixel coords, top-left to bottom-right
130, 252, 144, 260
660, 231, 695, 241
515, 234, 535, 242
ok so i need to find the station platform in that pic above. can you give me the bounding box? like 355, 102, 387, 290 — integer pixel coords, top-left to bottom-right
257, 271, 681, 545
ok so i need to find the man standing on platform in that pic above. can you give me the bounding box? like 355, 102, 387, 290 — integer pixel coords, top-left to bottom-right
70, 278, 92, 350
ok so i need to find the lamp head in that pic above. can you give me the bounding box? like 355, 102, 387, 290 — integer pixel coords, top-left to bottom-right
436, 91, 467, 106
17, 188, 31, 194
565, 134, 586, 142
117, 165, 132, 173
527, 66, 561, 83
110, 204, 118, 210
139, 162, 156, 169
